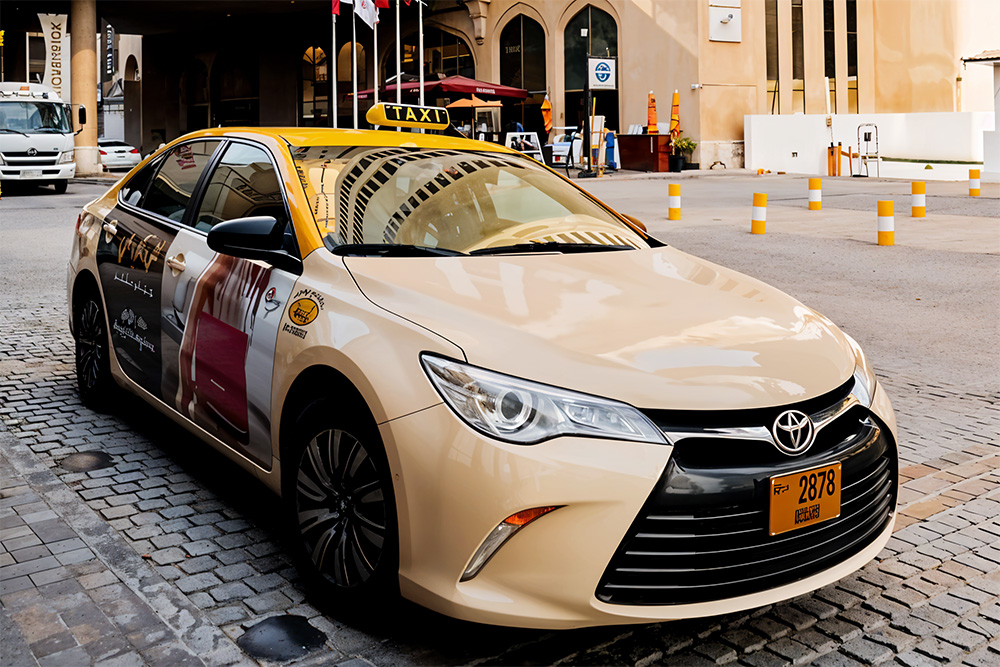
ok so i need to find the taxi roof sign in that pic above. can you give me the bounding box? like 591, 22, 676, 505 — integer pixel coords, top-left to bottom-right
366, 103, 450, 130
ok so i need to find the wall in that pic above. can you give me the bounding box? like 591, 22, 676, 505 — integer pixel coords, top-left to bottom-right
745, 111, 995, 174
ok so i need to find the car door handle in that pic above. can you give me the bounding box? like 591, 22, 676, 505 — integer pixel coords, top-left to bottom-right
166, 254, 186, 274
102, 221, 118, 235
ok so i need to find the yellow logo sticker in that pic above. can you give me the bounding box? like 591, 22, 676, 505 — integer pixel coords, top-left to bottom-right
288, 298, 319, 326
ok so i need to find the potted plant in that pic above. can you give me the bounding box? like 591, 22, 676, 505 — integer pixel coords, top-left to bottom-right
670, 134, 697, 172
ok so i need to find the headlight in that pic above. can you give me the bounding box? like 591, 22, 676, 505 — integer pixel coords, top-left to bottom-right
421, 354, 668, 446
844, 334, 878, 407
58, 151, 74, 164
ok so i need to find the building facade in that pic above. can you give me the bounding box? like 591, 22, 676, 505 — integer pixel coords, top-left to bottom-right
1, 0, 995, 167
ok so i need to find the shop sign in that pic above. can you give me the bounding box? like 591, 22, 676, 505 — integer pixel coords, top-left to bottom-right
37, 13, 71, 98
588, 58, 616, 90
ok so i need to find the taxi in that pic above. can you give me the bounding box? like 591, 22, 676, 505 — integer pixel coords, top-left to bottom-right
67, 104, 897, 629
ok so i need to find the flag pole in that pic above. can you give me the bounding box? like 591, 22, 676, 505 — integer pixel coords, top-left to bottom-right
418, 0, 424, 107
395, 0, 401, 130
352, 7, 358, 129
373, 12, 379, 108
332, 13, 338, 128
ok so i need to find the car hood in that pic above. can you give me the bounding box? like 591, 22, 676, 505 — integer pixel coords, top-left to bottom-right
343, 247, 855, 411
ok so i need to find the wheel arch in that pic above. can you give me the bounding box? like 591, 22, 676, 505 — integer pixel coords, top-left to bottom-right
70, 269, 102, 338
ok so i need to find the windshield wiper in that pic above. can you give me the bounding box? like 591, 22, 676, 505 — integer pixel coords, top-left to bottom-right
469, 242, 634, 256
0, 128, 28, 136
32, 128, 66, 133
333, 243, 468, 257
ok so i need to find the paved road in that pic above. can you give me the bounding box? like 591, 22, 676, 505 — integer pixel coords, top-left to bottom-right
1, 179, 999, 667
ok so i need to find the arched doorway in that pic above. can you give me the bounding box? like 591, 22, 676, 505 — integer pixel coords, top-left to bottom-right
211, 52, 259, 127
499, 15, 546, 136
124, 55, 139, 81
564, 5, 619, 132
301, 46, 329, 126
337, 42, 367, 123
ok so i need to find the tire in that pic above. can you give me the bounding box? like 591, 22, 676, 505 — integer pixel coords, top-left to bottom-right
284, 399, 399, 613
53, 180, 68, 194
74, 289, 115, 410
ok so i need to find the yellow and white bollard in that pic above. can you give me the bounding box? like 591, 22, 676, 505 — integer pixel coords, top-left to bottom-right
911, 182, 926, 217
751, 193, 767, 234
877, 200, 894, 246
668, 183, 681, 220
969, 169, 981, 197
808, 178, 822, 210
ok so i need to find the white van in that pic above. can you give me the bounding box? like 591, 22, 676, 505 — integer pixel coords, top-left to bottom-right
0, 82, 86, 193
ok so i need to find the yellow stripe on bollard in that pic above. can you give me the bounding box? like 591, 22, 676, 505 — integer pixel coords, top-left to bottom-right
911, 181, 926, 217
668, 183, 681, 221
969, 168, 981, 197
877, 200, 894, 246
808, 178, 822, 210
751, 193, 767, 234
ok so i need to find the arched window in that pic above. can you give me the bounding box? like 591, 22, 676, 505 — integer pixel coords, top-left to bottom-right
383, 28, 474, 82
499, 15, 546, 135
337, 42, 367, 88
124, 55, 139, 81
301, 46, 329, 126
564, 6, 618, 131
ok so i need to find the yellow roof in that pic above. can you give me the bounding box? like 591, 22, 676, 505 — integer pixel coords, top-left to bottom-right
176, 127, 515, 153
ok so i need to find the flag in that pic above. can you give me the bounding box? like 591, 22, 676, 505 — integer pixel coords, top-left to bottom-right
356, 0, 378, 28
404, 0, 412, 5
332, 0, 339, 14
669, 89, 680, 139
374, 0, 389, 8
647, 91, 658, 135
541, 95, 552, 133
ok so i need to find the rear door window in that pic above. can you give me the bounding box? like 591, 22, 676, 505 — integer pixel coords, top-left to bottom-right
140, 141, 221, 222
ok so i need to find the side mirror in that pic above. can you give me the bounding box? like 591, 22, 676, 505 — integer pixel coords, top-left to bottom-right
207, 216, 302, 274
78, 105, 87, 126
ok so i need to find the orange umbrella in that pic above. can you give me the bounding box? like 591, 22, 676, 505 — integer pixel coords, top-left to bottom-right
541, 95, 553, 133
647, 91, 658, 135
669, 89, 680, 138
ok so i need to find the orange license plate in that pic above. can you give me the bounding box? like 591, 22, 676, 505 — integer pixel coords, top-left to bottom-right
769, 463, 842, 536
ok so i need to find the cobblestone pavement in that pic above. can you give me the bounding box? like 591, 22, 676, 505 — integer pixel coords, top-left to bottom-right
2, 182, 1000, 666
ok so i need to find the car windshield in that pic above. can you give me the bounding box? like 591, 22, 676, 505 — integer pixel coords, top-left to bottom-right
0, 101, 72, 133
291, 145, 650, 255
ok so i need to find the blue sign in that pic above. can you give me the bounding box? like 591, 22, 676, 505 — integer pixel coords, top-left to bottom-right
595, 62, 611, 83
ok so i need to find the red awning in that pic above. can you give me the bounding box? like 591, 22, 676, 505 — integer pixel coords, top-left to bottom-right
355, 75, 527, 101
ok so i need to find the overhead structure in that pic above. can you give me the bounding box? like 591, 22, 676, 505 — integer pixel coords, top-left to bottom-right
356, 75, 527, 101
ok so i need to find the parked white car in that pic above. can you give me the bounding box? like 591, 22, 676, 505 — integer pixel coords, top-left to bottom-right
99, 139, 141, 170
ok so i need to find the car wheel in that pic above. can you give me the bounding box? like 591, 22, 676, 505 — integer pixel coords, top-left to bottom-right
285, 401, 399, 611
53, 181, 68, 194
74, 290, 115, 409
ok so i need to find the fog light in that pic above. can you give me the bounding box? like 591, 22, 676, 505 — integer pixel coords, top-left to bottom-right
460, 506, 560, 582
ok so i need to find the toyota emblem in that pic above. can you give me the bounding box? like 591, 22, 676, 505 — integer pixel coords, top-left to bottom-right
772, 410, 816, 455
27, 147, 38, 156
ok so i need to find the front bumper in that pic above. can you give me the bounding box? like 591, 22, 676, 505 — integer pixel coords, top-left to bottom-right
381, 382, 897, 628
0, 163, 76, 181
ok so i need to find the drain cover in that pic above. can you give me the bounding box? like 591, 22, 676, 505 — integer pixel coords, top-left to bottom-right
236, 615, 326, 661
59, 451, 115, 472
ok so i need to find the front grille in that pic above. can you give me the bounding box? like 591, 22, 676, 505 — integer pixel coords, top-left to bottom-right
596, 410, 896, 606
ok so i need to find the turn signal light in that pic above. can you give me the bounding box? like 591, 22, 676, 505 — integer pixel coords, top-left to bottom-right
460, 506, 561, 582
99, 149, 107, 156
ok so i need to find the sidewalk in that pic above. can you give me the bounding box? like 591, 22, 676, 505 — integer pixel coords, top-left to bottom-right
1, 424, 250, 667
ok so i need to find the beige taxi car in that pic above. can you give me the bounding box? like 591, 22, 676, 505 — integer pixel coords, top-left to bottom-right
67, 104, 897, 628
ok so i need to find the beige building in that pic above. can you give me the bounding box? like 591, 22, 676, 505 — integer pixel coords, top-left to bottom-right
425, 0, 998, 167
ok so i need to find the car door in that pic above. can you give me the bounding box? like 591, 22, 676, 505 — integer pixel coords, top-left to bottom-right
161, 140, 299, 469
95, 140, 221, 400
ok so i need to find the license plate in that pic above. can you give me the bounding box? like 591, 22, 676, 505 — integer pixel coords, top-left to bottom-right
22, 169, 43, 179
769, 462, 842, 536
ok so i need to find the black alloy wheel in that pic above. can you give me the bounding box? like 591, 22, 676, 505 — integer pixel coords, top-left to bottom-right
53, 181, 68, 194
296, 428, 388, 587
286, 403, 398, 610
75, 293, 115, 409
